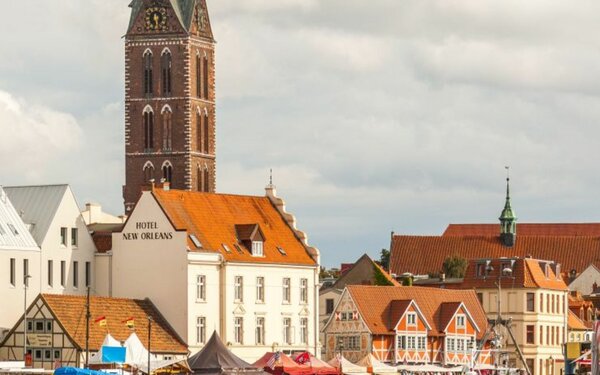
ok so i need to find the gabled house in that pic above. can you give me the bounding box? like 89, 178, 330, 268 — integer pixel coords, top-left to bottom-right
322, 285, 489, 368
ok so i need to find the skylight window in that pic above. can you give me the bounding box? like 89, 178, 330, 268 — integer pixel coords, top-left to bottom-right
222, 244, 232, 253
190, 234, 202, 248
277, 246, 287, 256
7, 223, 18, 236
233, 244, 244, 254
0, 224, 5, 236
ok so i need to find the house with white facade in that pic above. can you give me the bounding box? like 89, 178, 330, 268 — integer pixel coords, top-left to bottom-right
0, 187, 40, 336
97, 182, 320, 362
2, 186, 97, 313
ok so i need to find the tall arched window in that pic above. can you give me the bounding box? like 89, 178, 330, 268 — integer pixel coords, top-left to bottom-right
196, 52, 201, 98
197, 165, 202, 191
203, 167, 210, 192
143, 50, 153, 96
161, 50, 172, 96
162, 161, 173, 183
143, 161, 155, 182
162, 106, 172, 150
203, 112, 209, 153
143, 106, 154, 150
203, 54, 209, 99
196, 110, 202, 152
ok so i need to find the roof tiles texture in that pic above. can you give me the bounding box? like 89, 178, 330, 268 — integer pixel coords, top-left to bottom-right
568, 310, 589, 331
444, 223, 600, 237
390, 235, 600, 277
152, 190, 317, 266
42, 294, 187, 354
346, 286, 487, 338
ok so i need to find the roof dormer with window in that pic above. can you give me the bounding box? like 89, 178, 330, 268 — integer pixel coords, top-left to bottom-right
235, 224, 265, 257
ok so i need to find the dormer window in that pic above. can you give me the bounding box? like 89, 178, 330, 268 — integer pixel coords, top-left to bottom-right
252, 241, 264, 257
407, 312, 416, 326
456, 314, 466, 328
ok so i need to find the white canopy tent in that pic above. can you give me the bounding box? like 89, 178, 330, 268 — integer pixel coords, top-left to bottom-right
396, 364, 464, 373
124, 332, 150, 366
328, 355, 369, 375
356, 354, 397, 374
89, 334, 123, 364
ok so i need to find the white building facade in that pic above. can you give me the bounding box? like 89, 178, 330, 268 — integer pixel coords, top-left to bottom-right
99, 184, 320, 362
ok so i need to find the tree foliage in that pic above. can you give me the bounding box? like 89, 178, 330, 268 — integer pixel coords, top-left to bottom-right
379, 248, 390, 270
442, 255, 468, 278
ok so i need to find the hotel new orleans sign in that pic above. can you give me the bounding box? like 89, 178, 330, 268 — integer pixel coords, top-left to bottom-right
122, 221, 173, 241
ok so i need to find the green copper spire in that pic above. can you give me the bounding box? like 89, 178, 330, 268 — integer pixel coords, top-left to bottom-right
499, 168, 517, 247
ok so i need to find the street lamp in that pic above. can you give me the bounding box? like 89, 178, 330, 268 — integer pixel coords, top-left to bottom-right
23, 274, 32, 363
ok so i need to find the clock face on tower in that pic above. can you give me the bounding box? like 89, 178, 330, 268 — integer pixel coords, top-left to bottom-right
145, 7, 168, 31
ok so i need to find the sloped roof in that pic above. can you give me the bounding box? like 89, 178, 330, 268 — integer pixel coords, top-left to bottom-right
444, 223, 600, 237
128, 0, 214, 38
390, 235, 600, 277
0, 187, 38, 251
326, 254, 400, 291
568, 310, 589, 331
388, 299, 412, 328
151, 189, 317, 266
438, 302, 462, 332
4, 185, 69, 245
188, 331, 261, 374
41, 294, 187, 354
346, 285, 487, 338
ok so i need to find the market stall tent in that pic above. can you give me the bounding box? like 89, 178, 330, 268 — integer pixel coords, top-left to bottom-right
292, 352, 337, 375
356, 354, 396, 374
188, 332, 264, 375
253, 353, 311, 375
327, 356, 368, 375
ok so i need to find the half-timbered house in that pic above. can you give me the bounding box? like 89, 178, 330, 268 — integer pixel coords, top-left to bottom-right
0, 294, 187, 369
322, 285, 490, 369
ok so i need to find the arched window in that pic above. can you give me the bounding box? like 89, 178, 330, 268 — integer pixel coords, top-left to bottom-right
162, 161, 173, 183
196, 109, 202, 152
203, 111, 209, 153
162, 106, 172, 150
203, 54, 209, 99
143, 161, 155, 182
161, 50, 172, 96
196, 52, 201, 98
203, 167, 210, 192
197, 165, 202, 191
143, 50, 153, 96
143, 106, 154, 150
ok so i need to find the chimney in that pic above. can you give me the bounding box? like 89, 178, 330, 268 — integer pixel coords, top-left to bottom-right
163, 181, 170, 191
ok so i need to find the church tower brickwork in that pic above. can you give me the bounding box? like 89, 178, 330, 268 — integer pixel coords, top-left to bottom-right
123, 0, 216, 213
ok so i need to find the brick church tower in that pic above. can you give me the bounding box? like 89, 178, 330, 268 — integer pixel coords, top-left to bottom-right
123, 0, 216, 213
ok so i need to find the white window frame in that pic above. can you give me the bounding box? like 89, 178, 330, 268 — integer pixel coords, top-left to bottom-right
300, 318, 308, 344
47, 260, 53, 287
256, 317, 265, 345
9, 258, 15, 287
407, 312, 417, 326
73, 261, 78, 289
71, 228, 78, 247
283, 317, 292, 345
407, 336, 416, 350
234, 317, 243, 344
196, 275, 206, 302
234, 276, 243, 302
256, 277, 264, 303
282, 278, 291, 304
300, 278, 308, 304
60, 227, 67, 246
417, 335, 427, 350
252, 241, 264, 257
196, 316, 206, 344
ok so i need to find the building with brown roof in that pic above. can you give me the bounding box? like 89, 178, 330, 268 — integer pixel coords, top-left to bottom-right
0, 293, 187, 369
97, 183, 320, 361
322, 285, 490, 369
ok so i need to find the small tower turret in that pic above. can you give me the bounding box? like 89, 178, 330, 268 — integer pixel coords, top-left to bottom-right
499, 168, 517, 247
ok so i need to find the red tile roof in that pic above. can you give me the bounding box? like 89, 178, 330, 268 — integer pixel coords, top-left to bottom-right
151, 189, 317, 266
444, 223, 600, 237
438, 302, 462, 332
390, 235, 600, 277
41, 294, 187, 354
456, 258, 568, 291
346, 286, 487, 338
568, 310, 589, 331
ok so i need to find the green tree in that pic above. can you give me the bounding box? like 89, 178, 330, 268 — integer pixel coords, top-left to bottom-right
442, 255, 468, 278
379, 248, 390, 270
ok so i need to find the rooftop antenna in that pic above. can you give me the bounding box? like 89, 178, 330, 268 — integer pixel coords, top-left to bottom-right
269, 168, 273, 186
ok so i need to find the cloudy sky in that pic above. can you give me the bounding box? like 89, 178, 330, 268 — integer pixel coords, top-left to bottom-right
2, 1, 600, 267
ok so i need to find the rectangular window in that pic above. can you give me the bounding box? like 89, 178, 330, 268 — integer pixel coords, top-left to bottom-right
407, 312, 416, 326
526, 359, 534, 375
196, 275, 206, 301
300, 278, 308, 304
457, 338, 464, 352
283, 317, 292, 344
546, 325, 550, 345
9, 258, 15, 286
526, 325, 535, 344
256, 317, 265, 345
526, 293, 535, 312
60, 227, 67, 246
283, 278, 291, 303
234, 276, 243, 302
417, 336, 426, 350
60, 261, 65, 287
46, 321, 52, 332
47, 260, 53, 287
85, 262, 91, 287
252, 241, 264, 257
397, 335, 406, 350
300, 318, 308, 344
203, 56, 209, 99
448, 338, 455, 352
234, 317, 243, 344
407, 336, 416, 350
53, 350, 61, 360
23, 259, 29, 286
44, 349, 51, 360
71, 228, 78, 247
326, 299, 334, 314
196, 317, 206, 344
256, 277, 264, 303
34, 349, 42, 360
35, 320, 44, 332
73, 261, 78, 289
456, 315, 466, 328
546, 294, 550, 313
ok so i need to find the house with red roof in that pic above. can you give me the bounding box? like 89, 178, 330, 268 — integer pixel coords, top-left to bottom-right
96, 182, 320, 361
321, 285, 490, 369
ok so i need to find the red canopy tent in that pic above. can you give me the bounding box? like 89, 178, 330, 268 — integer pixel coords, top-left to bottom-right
292, 352, 338, 375
253, 353, 313, 375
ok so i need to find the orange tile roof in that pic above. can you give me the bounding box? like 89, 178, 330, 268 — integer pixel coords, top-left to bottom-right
438, 302, 462, 332
444, 223, 600, 237
390, 235, 600, 278
152, 189, 317, 266
568, 310, 589, 331
41, 294, 187, 354
346, 286, 487, 339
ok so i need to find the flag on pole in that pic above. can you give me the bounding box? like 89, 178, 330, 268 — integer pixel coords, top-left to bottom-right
295, 352, 311, 365
94, 316, 107, 327
122, 317, 135, 328
267, 352, 280, 369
